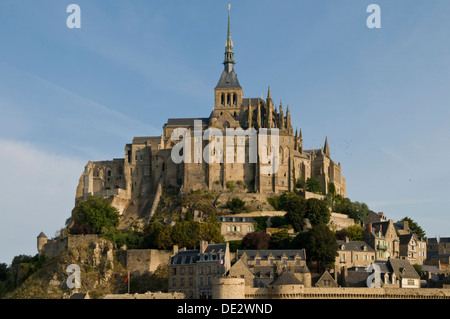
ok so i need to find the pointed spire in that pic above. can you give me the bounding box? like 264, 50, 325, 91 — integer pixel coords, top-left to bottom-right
324, 136, 330, 156
224, 4, 235, 72
248, 98, 252, 128
257, 98, 262, 129
279, 100, 284, 130
267, 86, 271, 100
299, 129, 303, 153
294, 128, 298, 151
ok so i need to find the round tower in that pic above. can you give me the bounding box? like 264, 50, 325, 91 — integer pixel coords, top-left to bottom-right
212, 277, 245, 299
37, 231, 48, 254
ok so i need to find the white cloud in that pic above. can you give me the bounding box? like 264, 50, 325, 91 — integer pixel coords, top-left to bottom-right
0, 138, 85, 264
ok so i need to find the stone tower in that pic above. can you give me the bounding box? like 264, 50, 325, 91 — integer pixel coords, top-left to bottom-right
213, 5, 243, 129
37, 231, 48, 254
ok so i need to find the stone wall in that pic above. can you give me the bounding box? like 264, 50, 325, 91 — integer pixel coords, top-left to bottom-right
41, 234, 99, 259
213, 280, 450, 299
125, 249, 172, 276
103, 292, 185, 299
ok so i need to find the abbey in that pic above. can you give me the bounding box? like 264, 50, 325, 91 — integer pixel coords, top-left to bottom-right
75, 9, 346, 219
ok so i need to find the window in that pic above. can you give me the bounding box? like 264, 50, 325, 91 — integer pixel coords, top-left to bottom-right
233, 93, 237, 105
172, 278, 177, 287
181, 267, 185, 275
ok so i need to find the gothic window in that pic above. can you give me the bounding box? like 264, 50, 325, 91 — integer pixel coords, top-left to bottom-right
227, 93, 231, 105
233, 93, 237, 105
221, 93, 225, 105
118, 167, 123, 175
107, 169, 112, 177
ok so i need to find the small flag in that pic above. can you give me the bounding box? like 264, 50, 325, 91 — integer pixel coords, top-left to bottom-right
124, 273, 129, 283
218, 259, 224, 265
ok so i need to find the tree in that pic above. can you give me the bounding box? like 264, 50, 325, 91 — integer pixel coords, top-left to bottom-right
199, 222, 225, 243
398, 217, 426, 238
306, 177, 323, 194
143, 222, 173, 250
284, 195, 307, 232
226, 197, 250, 214
292, 224, 338, 271
242, 232, 271, 250
170, 221, 200, 249
70, 195, 120, 234
269, 229, 291, 249
336, 225, 364, 241
305, 198, 330, 227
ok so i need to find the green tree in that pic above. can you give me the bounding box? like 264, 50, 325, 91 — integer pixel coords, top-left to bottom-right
70, 195, 120, 234
292, 224, 338, 271
284, 195, 307, 232
269, 229, 291, 249
199, 221, 225, 243
306, 177, 323, 194
143, 222, 173, 250
242, 232, 271, 250
398, 217, 426, 238
336, 225, 364, 241
305, 198, 330, 227
171, 221, 200, 249
226, 197, 250, 214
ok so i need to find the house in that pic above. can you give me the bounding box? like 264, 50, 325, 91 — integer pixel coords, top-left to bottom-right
218, 216, 256, 241
341, 258, 420, 288
228, 249, 311, 287
168, 241, 230, 299
364, 220, 400, 260
398, 233, 427, 265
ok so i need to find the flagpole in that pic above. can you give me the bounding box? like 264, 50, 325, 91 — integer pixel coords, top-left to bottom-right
127, 270, 130, 294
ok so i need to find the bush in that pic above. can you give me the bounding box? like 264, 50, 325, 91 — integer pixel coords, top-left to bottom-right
306, 177, 322, 194
70, 195, 120, 235
226, 197, 250, 214
226, 181, 235, 192
242, 232, 271, 250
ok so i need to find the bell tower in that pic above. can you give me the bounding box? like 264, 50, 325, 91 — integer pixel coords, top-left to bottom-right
214, 5, 243, 122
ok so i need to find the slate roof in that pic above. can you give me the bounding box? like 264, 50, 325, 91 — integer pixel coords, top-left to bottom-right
398, 234, 415, 245
215, 69, 241, 89
237, 249, 306, 260
270, 268, 301, 286
132, 136, 161, 144
165, 118, 209, 126
345, 270, 370, 287
219, 216, 255, 223
337, 240, 375, 252
37, 232, 47, 238
388, 258, 420, 279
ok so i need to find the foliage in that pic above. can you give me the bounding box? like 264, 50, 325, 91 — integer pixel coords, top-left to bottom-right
291, 224, 338, 271
253, 216, 269, 232
398, 217, 426, 238
306, 177, 323, 194
284, 196, 307, 232
327, 182, 336, 195
228, 240, 243, 253
305, 198, 331, 227
267, 192, 297, 210
269, 229, 291, 249
143, 222, 173, 250
226, 197, 250, 214
269, 216, 287, 228
335, 225, 364, 241
242, 232, 271, 250
70, 195, 120, 235
333, 195, 369, 224
226, 181, 235, 192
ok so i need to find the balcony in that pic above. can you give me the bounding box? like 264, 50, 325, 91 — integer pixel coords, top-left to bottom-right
377, 244, 388, 250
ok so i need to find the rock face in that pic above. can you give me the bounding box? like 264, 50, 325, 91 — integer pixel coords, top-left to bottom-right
9, 238, 128, 299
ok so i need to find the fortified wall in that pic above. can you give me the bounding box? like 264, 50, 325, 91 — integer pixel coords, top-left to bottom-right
212, 278, 450, 299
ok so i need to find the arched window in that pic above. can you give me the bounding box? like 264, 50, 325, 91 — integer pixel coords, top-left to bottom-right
221, 93, 225, 105
233, 93, 237, 105
227, 93, 231, 105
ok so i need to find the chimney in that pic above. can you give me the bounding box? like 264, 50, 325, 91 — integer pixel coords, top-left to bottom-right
200, 240, 208, 253
403, 220, 409, 232
365, 223, 372, 233
172, 245, 179, 256
345, 236, 349, 243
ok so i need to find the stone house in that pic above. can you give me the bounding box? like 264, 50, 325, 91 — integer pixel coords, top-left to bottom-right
398, 233, 427, 265
168, 241, 230, 299
364, 220, 400, 260
218, 216, 256, 241
334, 238, 376, 282
229, 249, 311, 288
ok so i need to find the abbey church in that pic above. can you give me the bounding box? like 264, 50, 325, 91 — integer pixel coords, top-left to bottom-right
75, 8, 346, 219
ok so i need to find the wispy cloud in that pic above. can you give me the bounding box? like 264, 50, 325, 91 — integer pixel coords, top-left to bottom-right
0, 138, 85, 264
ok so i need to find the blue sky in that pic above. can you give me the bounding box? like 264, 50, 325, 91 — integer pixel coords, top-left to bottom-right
1, 0, 449, 264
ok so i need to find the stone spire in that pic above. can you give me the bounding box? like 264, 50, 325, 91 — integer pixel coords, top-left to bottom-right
286, 105, 292, 134
324, 136, 330, 156
248, 98, 252, 128
223, 4, 235, 72
257, 98, 262, 129
294, 128, 298, 150
279, 101, 284, 130
267, 86, 273, 128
